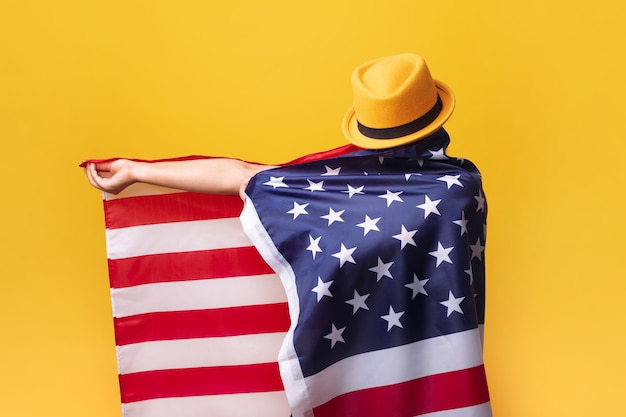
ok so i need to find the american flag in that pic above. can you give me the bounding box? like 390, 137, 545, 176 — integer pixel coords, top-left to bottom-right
101, 173, 291, 416
91, 147, 358, 417
90, 128, 490, 417
240, 129, 491, 417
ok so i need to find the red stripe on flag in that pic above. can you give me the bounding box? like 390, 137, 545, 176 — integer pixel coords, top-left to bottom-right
114, 303, 290, 345
285, 144, 360, 165
313, 365, 490, 417
108, 247, 274, 288
120, 362, 284, 403
104, 192, 243, 229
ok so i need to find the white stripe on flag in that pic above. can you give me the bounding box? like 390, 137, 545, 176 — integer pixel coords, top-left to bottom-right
117, 333, 287, 374
122, 391, 291, 417
111, 274, 287, 318
302, 328, 485, 409
106, 218, 252, 260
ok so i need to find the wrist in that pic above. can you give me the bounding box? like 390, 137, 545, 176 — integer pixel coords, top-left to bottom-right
128, 161, 149, 184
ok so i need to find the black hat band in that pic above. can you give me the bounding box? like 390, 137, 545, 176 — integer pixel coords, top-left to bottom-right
357, 95, 443, 140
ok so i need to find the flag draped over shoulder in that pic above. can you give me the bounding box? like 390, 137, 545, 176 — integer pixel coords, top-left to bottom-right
90, 128, 490, 417
241, 129, 491, 417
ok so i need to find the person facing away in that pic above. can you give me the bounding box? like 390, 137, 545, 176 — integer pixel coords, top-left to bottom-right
84, 53, 491, 417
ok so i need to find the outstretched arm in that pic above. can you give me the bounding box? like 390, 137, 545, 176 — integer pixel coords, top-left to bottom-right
84, 158, 273, 196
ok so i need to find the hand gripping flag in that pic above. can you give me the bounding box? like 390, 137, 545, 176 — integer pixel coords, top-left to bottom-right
240, 129, 491, 417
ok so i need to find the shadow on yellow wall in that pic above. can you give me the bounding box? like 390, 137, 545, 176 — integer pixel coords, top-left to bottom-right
1, 1, 625, 416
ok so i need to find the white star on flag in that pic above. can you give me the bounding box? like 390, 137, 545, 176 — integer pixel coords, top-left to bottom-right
368, 257, 394, 281
437, 174, 463, 189
324, 324, 346, 348
345, 290, 370, 314
465, 267, 474, 285
321, 208, 345, 225
381, 306, 404, 330
322, 166, 341, 176
287, 202, 309, 219
264, 176, 288, 189
343, 184, 365, 198
378, 190, 403, 207
312, 276, 333, 302
357, 215, 381, 236
405, 274, 429, 298
429, 241, 453, 267
392, 225, 418, 249
440, 291, 465, 317
332, 243, 357, 267
428, 148, 447, 160
475, 190, 486, 212
417, 195, 441, 218
405, 173, 422, 180
304, 179, 325, 192
306, 235, 322, 259
469, 238, 485, 260
453, 211, 469, 235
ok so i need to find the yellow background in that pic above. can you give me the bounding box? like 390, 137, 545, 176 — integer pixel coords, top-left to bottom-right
1, 1, 624, 416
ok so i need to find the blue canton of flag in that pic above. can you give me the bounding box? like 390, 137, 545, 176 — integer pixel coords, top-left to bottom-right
240, 129, 491, 417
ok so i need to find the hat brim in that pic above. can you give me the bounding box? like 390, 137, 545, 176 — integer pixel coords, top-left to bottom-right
342, 80, 455, 149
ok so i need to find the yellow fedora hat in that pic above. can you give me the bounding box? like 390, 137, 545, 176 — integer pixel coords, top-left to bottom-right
342, 53, 455, 149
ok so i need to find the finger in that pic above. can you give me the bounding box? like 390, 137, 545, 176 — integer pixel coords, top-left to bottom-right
92, 160, 115, 173
85, 163, 98, 187
89, 163, 108, 190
